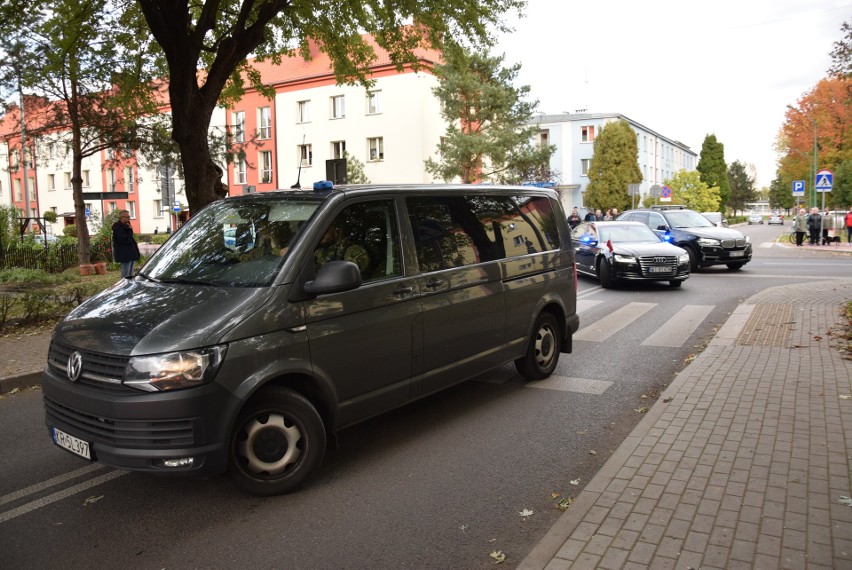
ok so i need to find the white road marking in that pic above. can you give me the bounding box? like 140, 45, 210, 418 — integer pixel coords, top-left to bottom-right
528, 376, 613, 395
0, 470, 128, 523
574, 302, 656, 342
0, 463, 106, 507
641, 305, 715, 347
576, 299, 603, 313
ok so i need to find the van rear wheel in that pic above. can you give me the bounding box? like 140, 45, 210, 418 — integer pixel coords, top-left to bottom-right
228, 386, 326, 496
515, 313, 561, 380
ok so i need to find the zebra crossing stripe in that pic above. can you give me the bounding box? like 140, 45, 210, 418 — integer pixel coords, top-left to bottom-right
641, 305, 714, 347
574, 302, 656, 342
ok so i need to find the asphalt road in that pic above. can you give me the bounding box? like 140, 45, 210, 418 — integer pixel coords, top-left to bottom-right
1, 222, 849, 569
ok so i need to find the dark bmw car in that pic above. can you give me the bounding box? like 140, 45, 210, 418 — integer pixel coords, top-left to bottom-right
617, 206, 752, 271
572, 221, 690, 288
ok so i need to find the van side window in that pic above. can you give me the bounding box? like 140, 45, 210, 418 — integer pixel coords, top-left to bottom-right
314, 200, 401, 281
407, 195, 560, 272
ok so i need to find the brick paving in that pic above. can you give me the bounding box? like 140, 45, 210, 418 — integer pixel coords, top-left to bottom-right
521, 279, 852, 569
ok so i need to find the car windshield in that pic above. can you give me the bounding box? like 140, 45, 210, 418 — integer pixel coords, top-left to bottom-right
664, 211, 715, 228
140, 195, 323, 287
598, 224, 662, 243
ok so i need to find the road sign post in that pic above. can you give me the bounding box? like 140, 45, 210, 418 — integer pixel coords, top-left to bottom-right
814, 170, 833, 238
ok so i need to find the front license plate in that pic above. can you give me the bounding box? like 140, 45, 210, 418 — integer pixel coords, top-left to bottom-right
52, 427, 91, 460
648, 266, 672, 273
729, 251, 745, 257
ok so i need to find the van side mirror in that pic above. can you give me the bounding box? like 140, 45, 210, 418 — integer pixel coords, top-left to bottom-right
303, 260, 362, 296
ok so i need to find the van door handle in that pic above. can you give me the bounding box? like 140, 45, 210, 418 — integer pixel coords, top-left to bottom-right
394, 285, 414, 295
425, 278, 444, 290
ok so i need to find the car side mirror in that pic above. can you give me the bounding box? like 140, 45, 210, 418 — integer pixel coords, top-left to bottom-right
656, 225, 667, 231
303, 260, 362, 296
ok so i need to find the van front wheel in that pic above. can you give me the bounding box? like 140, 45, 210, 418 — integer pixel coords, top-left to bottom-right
228, 387, 326, 496
515, 313, 561, 380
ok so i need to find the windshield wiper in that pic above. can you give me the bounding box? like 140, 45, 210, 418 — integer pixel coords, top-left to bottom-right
156, 277, 214, 286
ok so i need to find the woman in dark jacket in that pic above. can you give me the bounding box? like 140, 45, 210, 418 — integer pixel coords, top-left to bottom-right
112, 210, 140, 278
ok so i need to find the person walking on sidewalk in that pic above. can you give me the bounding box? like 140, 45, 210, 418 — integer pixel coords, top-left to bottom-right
807, 207, 822, 245
792, 208, 807, 246
845, 206, 852, 243
112, 210, 140, 279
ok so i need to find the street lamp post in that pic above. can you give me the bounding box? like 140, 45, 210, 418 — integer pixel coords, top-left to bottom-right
811, 118, 818, 209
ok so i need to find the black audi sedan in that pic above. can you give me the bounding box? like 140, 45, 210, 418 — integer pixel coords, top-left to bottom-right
571, 221, 690, 288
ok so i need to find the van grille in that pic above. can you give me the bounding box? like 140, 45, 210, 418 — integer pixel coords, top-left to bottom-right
44, 397, 196, 448
47, 342, 134, 394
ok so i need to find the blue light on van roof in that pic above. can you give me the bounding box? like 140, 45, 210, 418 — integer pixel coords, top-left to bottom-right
313, 180, 334, 191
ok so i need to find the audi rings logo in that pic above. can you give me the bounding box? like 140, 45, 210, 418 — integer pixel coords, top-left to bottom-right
653, 257, 667, 264
67, 352, 83, 382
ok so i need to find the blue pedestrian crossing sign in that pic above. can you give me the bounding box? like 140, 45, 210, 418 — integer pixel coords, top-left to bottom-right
792, 180, 805, 196
815, 170, 833, 192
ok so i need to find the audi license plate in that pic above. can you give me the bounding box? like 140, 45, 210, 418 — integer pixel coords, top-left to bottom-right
648, 266, 672, 273
52, 427, 91, 460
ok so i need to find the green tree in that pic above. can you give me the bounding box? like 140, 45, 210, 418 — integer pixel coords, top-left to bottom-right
768, 176, 796, 213
665, 169, 720, 212
133, 0, 522, 212
0, 0, 163, 265
425, 44, 552, 184
344, 151, 370, 184
828, 19, 851, 78
727, 160, 756, 215
583, 119, 641, 212
834, 159, 852, 207
697, 134, 730, 212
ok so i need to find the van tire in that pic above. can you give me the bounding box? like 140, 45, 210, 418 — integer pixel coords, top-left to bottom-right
515, 312, 561, 380
228, 387, 326, 496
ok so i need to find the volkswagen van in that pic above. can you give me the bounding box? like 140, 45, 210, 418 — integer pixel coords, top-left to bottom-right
43, 183, 579, 495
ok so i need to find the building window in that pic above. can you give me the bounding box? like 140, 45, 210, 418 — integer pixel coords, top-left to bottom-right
331, 95, 345, 119
127, 202, 136, 219
581, 126, 595, 143
298, 100, 310, 123
48, 174, 56, 192
14, 179, 22, 201
232, 111, 245, 143
298, 144, 313, 167
366, 90, 381, 115
368, 137, 384, 161
108, 201, 117, 213
153, 199, 163, 219
259, 150, 273, 183
538, 130, 549, 146
107, 169, 116, 192
235, 156, 247, 185
258, 107, 271, 139
82, 170, 90, 188
331, 141, 346, 159
581, 159, 591, 176
125, 167, 134, 193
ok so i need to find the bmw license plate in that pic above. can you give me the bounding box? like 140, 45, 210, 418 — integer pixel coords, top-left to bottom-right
52, 427, 91, 460
729, 251, 744, 257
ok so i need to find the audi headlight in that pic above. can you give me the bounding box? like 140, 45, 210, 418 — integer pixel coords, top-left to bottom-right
613, 254, 636, 263
698, 238, 721, 247
679, 253, 690, 264
124, 346, 227, 392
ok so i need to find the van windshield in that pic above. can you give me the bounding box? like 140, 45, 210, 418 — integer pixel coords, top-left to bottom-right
140, 196, 322, 287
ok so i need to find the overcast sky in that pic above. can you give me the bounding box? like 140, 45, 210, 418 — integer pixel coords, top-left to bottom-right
494, 0, 850, 188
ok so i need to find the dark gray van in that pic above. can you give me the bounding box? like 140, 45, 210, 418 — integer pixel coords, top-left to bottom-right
43, 184, 579, 495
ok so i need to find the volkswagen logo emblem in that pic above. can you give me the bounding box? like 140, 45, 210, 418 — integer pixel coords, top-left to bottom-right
67, 352, 83, 382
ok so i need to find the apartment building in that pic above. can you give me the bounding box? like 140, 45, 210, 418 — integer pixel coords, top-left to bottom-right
532, 112, 698, 212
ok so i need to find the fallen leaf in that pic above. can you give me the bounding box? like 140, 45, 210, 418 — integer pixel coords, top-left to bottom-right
518, 508, 534, 517
640, 394, 648, 400
839, 496, 852, 507
460, 524, 468, 532
570, 479, 580, 485
83, 495, 104, 506
662, 397, 673, 403
840, 395, 851, 400
813, 335, 822, 341
489, 550, 506, 564
634, 407, 649, 413
551, 492, 560, 499
589, 450, 597, 456
557, 498, 572, 510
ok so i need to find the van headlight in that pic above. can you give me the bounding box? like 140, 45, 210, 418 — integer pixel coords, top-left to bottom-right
124, 346, 227, 392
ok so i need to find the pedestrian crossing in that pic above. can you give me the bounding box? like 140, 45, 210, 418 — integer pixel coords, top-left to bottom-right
528, 299, 716, 394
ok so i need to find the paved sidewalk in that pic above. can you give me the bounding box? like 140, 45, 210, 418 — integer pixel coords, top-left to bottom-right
0, 329, 51, 394
521, 279, 852, 569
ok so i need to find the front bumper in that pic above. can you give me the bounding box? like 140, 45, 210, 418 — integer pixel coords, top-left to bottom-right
698, 242, 752, 266
42, 365, 238, 476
